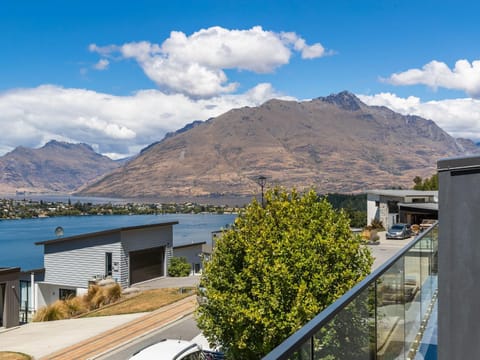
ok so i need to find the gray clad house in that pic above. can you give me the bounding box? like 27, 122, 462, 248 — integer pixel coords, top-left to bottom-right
0, 267, 20, 328
34, 221, 177, 309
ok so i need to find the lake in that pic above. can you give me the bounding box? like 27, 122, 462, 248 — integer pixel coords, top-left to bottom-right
0, 213, 236, 270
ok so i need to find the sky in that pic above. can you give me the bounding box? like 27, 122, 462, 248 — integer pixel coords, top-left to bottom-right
2, 0, 480, 159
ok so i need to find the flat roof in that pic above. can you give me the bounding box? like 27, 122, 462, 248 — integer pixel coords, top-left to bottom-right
0, 267, 21, 275
35, 221, 179, 246
438, 154, 480, 172
174, 241, 207, 250
398, 202, 438, 211
367, 189, 438, 197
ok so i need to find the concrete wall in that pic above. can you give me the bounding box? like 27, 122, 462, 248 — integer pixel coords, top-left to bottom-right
438, 156, 480, 359
366, 194, 380, 226
36, 282, 78, 309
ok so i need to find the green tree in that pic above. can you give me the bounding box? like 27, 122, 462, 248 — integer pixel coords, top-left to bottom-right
197, 188, 373, 359
168, 257, 192, 277
413, 173, 438, 190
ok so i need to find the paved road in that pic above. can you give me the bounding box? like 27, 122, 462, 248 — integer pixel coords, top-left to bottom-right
368, 231, 415, 270
41, 296, 197, 360
98, 314, 201, 359
133, 275, 201, 290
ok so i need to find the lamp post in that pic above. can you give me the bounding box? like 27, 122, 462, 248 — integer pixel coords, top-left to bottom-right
256, 175, 267, 207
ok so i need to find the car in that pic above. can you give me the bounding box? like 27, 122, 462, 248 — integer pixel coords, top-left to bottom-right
130, 339, 205, 360
386, 223, 412, 239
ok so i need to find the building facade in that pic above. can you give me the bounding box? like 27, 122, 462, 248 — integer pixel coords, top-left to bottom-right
35, 222, 177, 308
367, 190, 438, 228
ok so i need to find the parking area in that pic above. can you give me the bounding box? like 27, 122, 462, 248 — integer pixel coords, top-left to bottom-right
368, 231, 414, 270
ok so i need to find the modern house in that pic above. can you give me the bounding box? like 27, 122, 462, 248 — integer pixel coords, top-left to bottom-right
367, 189, 438, 228
34, 221, 178, 309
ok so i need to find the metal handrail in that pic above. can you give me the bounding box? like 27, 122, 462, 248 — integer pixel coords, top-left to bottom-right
263, 222, 438, 360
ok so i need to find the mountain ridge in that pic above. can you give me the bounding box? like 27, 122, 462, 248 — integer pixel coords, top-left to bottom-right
0, 140, 121, 194
77, 91, 479, 200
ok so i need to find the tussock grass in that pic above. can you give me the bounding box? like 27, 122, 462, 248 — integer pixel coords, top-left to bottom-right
33, 300, 68, 322
82, 288, 194, 317
0, 352, 32, 360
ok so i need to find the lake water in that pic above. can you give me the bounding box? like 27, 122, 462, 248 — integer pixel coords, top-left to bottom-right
0, 213, 236, 270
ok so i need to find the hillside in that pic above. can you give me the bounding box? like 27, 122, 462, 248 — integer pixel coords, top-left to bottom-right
78, 91, 478, 199
0, 140, 121, 194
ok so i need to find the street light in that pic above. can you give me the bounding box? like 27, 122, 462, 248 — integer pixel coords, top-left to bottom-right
255, 175, 267, 207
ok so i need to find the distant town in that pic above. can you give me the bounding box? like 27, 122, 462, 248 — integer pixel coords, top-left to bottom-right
0, 198, 240, 220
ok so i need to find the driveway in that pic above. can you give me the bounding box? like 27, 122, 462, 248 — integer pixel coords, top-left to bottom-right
133, 275, 201, 290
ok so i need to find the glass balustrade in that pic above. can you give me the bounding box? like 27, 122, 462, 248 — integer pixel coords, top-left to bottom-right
264, 223, 438, 360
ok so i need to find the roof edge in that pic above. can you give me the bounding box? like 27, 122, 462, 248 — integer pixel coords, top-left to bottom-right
35, 221, 179, 246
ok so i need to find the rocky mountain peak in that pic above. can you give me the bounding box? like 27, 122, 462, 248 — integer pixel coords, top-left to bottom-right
319, 91, 363, 111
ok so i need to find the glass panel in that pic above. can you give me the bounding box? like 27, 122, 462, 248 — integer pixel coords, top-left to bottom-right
288, 337, 312, 360
404, 245, 422, 358
313, 284, 375, 360
376, 259, 405, 360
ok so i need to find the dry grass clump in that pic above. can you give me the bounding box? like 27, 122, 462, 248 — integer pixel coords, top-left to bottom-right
0, 351, 32, 360
33, 300, 68, 322
34, 283, 123, 321
83, 287, 194, 317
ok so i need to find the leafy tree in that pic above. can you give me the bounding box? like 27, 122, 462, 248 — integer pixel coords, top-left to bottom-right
168, 257, 191, 277
197, 188, 373, 359
412, 173, 438, 190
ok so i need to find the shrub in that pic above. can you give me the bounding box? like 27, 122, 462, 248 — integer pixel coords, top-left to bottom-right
64, 296, 87, 316
33, 300, 68, 322
103, 283, 122, 305
366, 218, 385, 231
168, 257, 191, 277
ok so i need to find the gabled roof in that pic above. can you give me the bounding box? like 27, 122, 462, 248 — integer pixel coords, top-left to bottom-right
35, 221, 178, 246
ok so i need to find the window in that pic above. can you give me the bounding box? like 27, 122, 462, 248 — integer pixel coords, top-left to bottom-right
59, 288, 76, 300
375, 201, 380, 207
105, 252, 113, 277
194, 263, 201, 274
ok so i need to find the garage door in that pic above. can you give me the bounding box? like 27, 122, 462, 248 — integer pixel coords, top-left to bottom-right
129, 246, 165, 285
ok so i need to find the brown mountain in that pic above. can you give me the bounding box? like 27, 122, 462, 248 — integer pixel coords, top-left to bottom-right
78, 91, 478, 200
0, 140, 121, 194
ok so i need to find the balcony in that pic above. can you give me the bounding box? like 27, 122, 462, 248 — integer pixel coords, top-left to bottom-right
264, 223, 438, 360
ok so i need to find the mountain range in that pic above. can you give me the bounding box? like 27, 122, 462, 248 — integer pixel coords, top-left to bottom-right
74, 91, 478, 200
0, 140, 120, 194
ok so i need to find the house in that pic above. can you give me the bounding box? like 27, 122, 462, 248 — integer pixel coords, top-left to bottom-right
0, 267, 20, 328
367, 189, 438, 228
34, 221, 177, 309
173, 242, 210, 275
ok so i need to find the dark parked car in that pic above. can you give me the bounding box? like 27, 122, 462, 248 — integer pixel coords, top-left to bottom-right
386, 223, 412, 239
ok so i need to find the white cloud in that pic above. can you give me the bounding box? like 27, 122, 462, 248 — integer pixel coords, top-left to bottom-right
384, 59, 480, 98
93, 59, 109, 70
358, 92, 480, 141
0, 83, 289, 159
90, 26, 328, 98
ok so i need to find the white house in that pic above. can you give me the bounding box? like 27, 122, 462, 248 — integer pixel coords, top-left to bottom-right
367, 190, 438, 228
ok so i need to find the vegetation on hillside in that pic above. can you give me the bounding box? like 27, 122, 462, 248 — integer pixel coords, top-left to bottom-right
413, 173, 438, 190
197, 188, 373, 359
325, 193, 367, 228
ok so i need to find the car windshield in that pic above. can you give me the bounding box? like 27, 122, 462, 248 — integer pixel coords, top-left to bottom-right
390, 225, 404, 231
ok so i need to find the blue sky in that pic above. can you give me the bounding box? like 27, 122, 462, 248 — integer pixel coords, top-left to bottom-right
1, 0, 480, 158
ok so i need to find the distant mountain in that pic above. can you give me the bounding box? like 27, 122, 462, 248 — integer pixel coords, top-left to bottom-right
0, 140, 121, 194
78, 91, 479, 200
